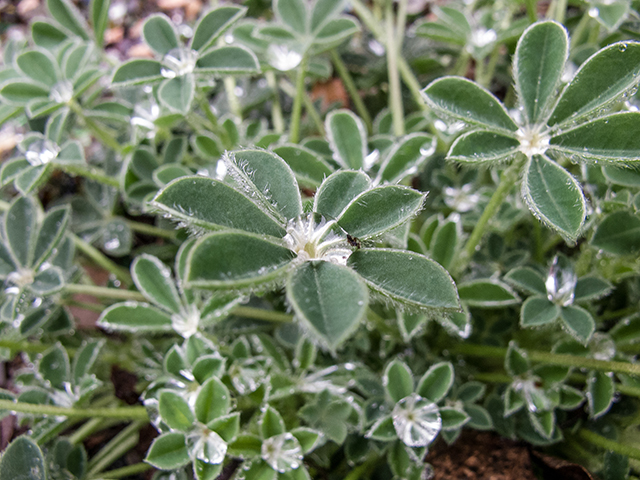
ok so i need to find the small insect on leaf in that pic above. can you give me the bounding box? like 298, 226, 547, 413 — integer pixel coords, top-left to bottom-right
347, 234, 361, 249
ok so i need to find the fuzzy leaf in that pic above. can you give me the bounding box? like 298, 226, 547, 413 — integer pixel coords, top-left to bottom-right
159, 390, 195, 431
47, 0, 90, 40
272, 144, 333, 188
384, 360, 414, 403
378, 133, 435, 184
417, 362, 454, 403
0, 436, 46, 480
448, 130, 519, 164
347, 249, 460, 311
326, 110, 367, 170
143, 15, 178, 55
588, 371, 615, 419
458, 280, 520, 308
111, 59, 163, 87
191, 6, 246, 52
187, 232, 295, 289
145, 432, 190, 470
5, 196, 37, 268
260, 405, 286, 439
275, 0, 308, 34
504, 267, 546, 295
421, 77, 518, 132
522, 155, 586, 241
98, 302, 173, 332
196, 46, 260, 74
158, 75, 194, 114
132, 254, 182, 314
560, 305, 595, 344
521, 296, 559, 326
196, 376, 231, 424
574, 277, 613, 302
40, 343, 70, 387
33, 205, 69, 269
440, 407, 470, 431
287, 261, 368, 350
592, 211, 640, 255
313, 170, 371, 219
16, 50, 59, 87
505, 342, 529, 376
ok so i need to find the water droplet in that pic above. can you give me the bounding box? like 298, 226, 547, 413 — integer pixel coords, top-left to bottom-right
161, 48, 199, 78
49, 80, 74, 104
392, 393, 441, 447
261, 432, 303, 473
545, 255, 577, 306
267, 45, 302, 72
25, 139, 60, 166
187, 425, 227, 465
368, 39, 385, 56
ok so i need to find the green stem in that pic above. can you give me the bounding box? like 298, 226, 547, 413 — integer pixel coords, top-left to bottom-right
330, 50, 373, 134
266, 70, 285, 134
553, 0, 567, 23
453, 50, 471, 77
87, 420, 146, 476
199, 96, 219, 130
343, 455, 381, 480
289, 56, 308, 144
125, 219, 177, 240
385, 1, 404, 137
224, 76, 243, 120
68, 101, 123, 154
0, 339, 64, 354
69, 417, 114, 445
62, 299, 105, 312
0, 399, 148, 420
64, 284, 145, 301
479, 44, 502, 88
59, 164, 119, 188
451, 343, 640, 377
455, 159, 524, 274
71, 234, 132, 286
90, 463, 152, 480
232, 306, 293, 323
280, 77, 325, 137
578, 429, 640, 461
525, 0, 538, 22
474, 58, 486, 86
571, 12, 592, 50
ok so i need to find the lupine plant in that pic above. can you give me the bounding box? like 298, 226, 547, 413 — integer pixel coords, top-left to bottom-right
2, 0, 640, 479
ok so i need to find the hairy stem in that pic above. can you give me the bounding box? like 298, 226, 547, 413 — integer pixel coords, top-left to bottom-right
266, 70, 285, 134
577, 429, 640, 461
224, 76, 243, 120
65, 283, 145, 301
87, 420, 146, 476
280, 77, 325, 137
386, 1, 405, 137
232, 306, 293, 323
289, 55, 308, 143
59, 164, 119, 188
68, 100, 123, 153
0, 399, 148, 420
125, 219, 178, 240
330, 49, 373, 134
455, 159, 524, 274
90, 463, 152, 480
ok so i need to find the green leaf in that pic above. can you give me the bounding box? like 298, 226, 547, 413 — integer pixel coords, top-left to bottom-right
458, 280, 520, 308
528, 410, 554, 439
5, 196, 37, 268
384, 360, 413, 402
272, 144, 333, 188
91, 0, 110, 45
32, 22, 68, 48
398, 311, 427, 341
310, 17, 360, 52
326, 110, 367, 170
560, 305, 595, 345
417, 362, 454, 403
260, 405, 286, 439
520, 296, 560, 327
33, 206, 70, 269
196, 46, 260, 74
191, 6, 246, 52
574, 277, 613, 302
111, 59, 163, 87
431, 220, 458, 270
513, 21, 567, 125
588, 371, 615, 418
208, 413, 240, 443
158, 75, 195, 114
0, 436, 46, 480
275, 0, 307, 34
421, 77, 518, 132
549, 41, 640, 127
550, 113, 640, 163
505, 341, 529, 376
255, 25, 297, 43
286, 261, 368, 350
504, 267, 546, 295
40, 343, 70, 387
310, 0, 345, 32
347, 249, 460, 311
195, 461, 223, 480
1, 82, 49, 105
457, 382, 486, 403
366, 416, 396, 441
132, 254, 181, 314
17, 50, 59, 87
47, 0, 90, 40
187, 232, 295, 289
97, 303, 173, 332
14, 165, 50, 196
440, 407, 470, 430
225, 149, 302, 221
602, 165, 640, 186
152, 177, 286, 237
603, 451, 629, 480
153, 164, 193, 185
56, 141, 84, 164
313, 170, 371, 219
378, 133, 435, 184
522, 155, 586, 241
592, 211, 640, 255
243, 461, 276, 480
228, 434, 262, 457
31, 266, 65, 294
291, 427, 322, 453
337, 186, 425, 239
72, 339, 104, 385
448, 131, 519, 164
557, 385, 584, 410
159, 390, 195, 431
143, 14, 179, 55
196, 376, 230, 424
145, 432, 190, 470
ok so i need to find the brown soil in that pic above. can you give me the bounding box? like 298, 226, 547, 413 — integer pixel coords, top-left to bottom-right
425, 431, 538, 480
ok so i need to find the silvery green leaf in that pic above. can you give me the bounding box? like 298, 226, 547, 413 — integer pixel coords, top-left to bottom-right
336, 186, 425, 239
98, 302, 174, 332
574, 277, 613, 302
111, 59, 164, 87
560, 305, 595, 345
186, 232, 295, 289
143, 14, 179, 55
275, 0, 308, 34
592, 211, 640, 255
208, 412, 240, 443
290, 427, 322, 454
505, 341, 529, 376
0, 82, 49, 105
32, 21, 68, 48
457, 382, 486, 403
310, 0, 345, 32
458, 280, 520, 308
521, 155, 586, 242
195, 46, 260, 74
72, 339, 104, 386
191, 6, 247, 53
377, 133, 435, 184
47, 0, 90, 40
440, 407, 470, 431
225, 149, 302, 221
416, 362, 454, 403
30, 266, 65, 294
313, 170, 371, 219
326, 109, 367, 170
588, 371, 615, 419
287, 261, 368, 350
14, 165, 50, 196
196, 377, 231, 424
421, 76, 518, 132
159, 74, 195, 115
398, 311, 427, 342
40, 343, 70, 387
549, 41, 640, 127
272, 144, 333, 188
132, 254, 182, 314
366, 416, 396, 441
504, 267, 546, 295
520, 296, 559, 327
0, 436, 46, 480
384, 360, 413, 403
145, 432, 190, 470
33, 205, 70, 269
4, 196, 38, 268
448, 130, 519, 164
310, 17, 360, 53
347, 249, 460, 311
528, 410, 554, 440
159, 390, 195, 431
260, 405, 286, 439
602, 165, 640, 187
513, 21, 568, 125
152, 177, 286, 237
430, 219, 458, 270
16, 50, 59, 87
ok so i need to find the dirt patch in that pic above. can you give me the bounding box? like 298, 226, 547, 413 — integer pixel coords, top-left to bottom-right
425, 430, 537, 480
